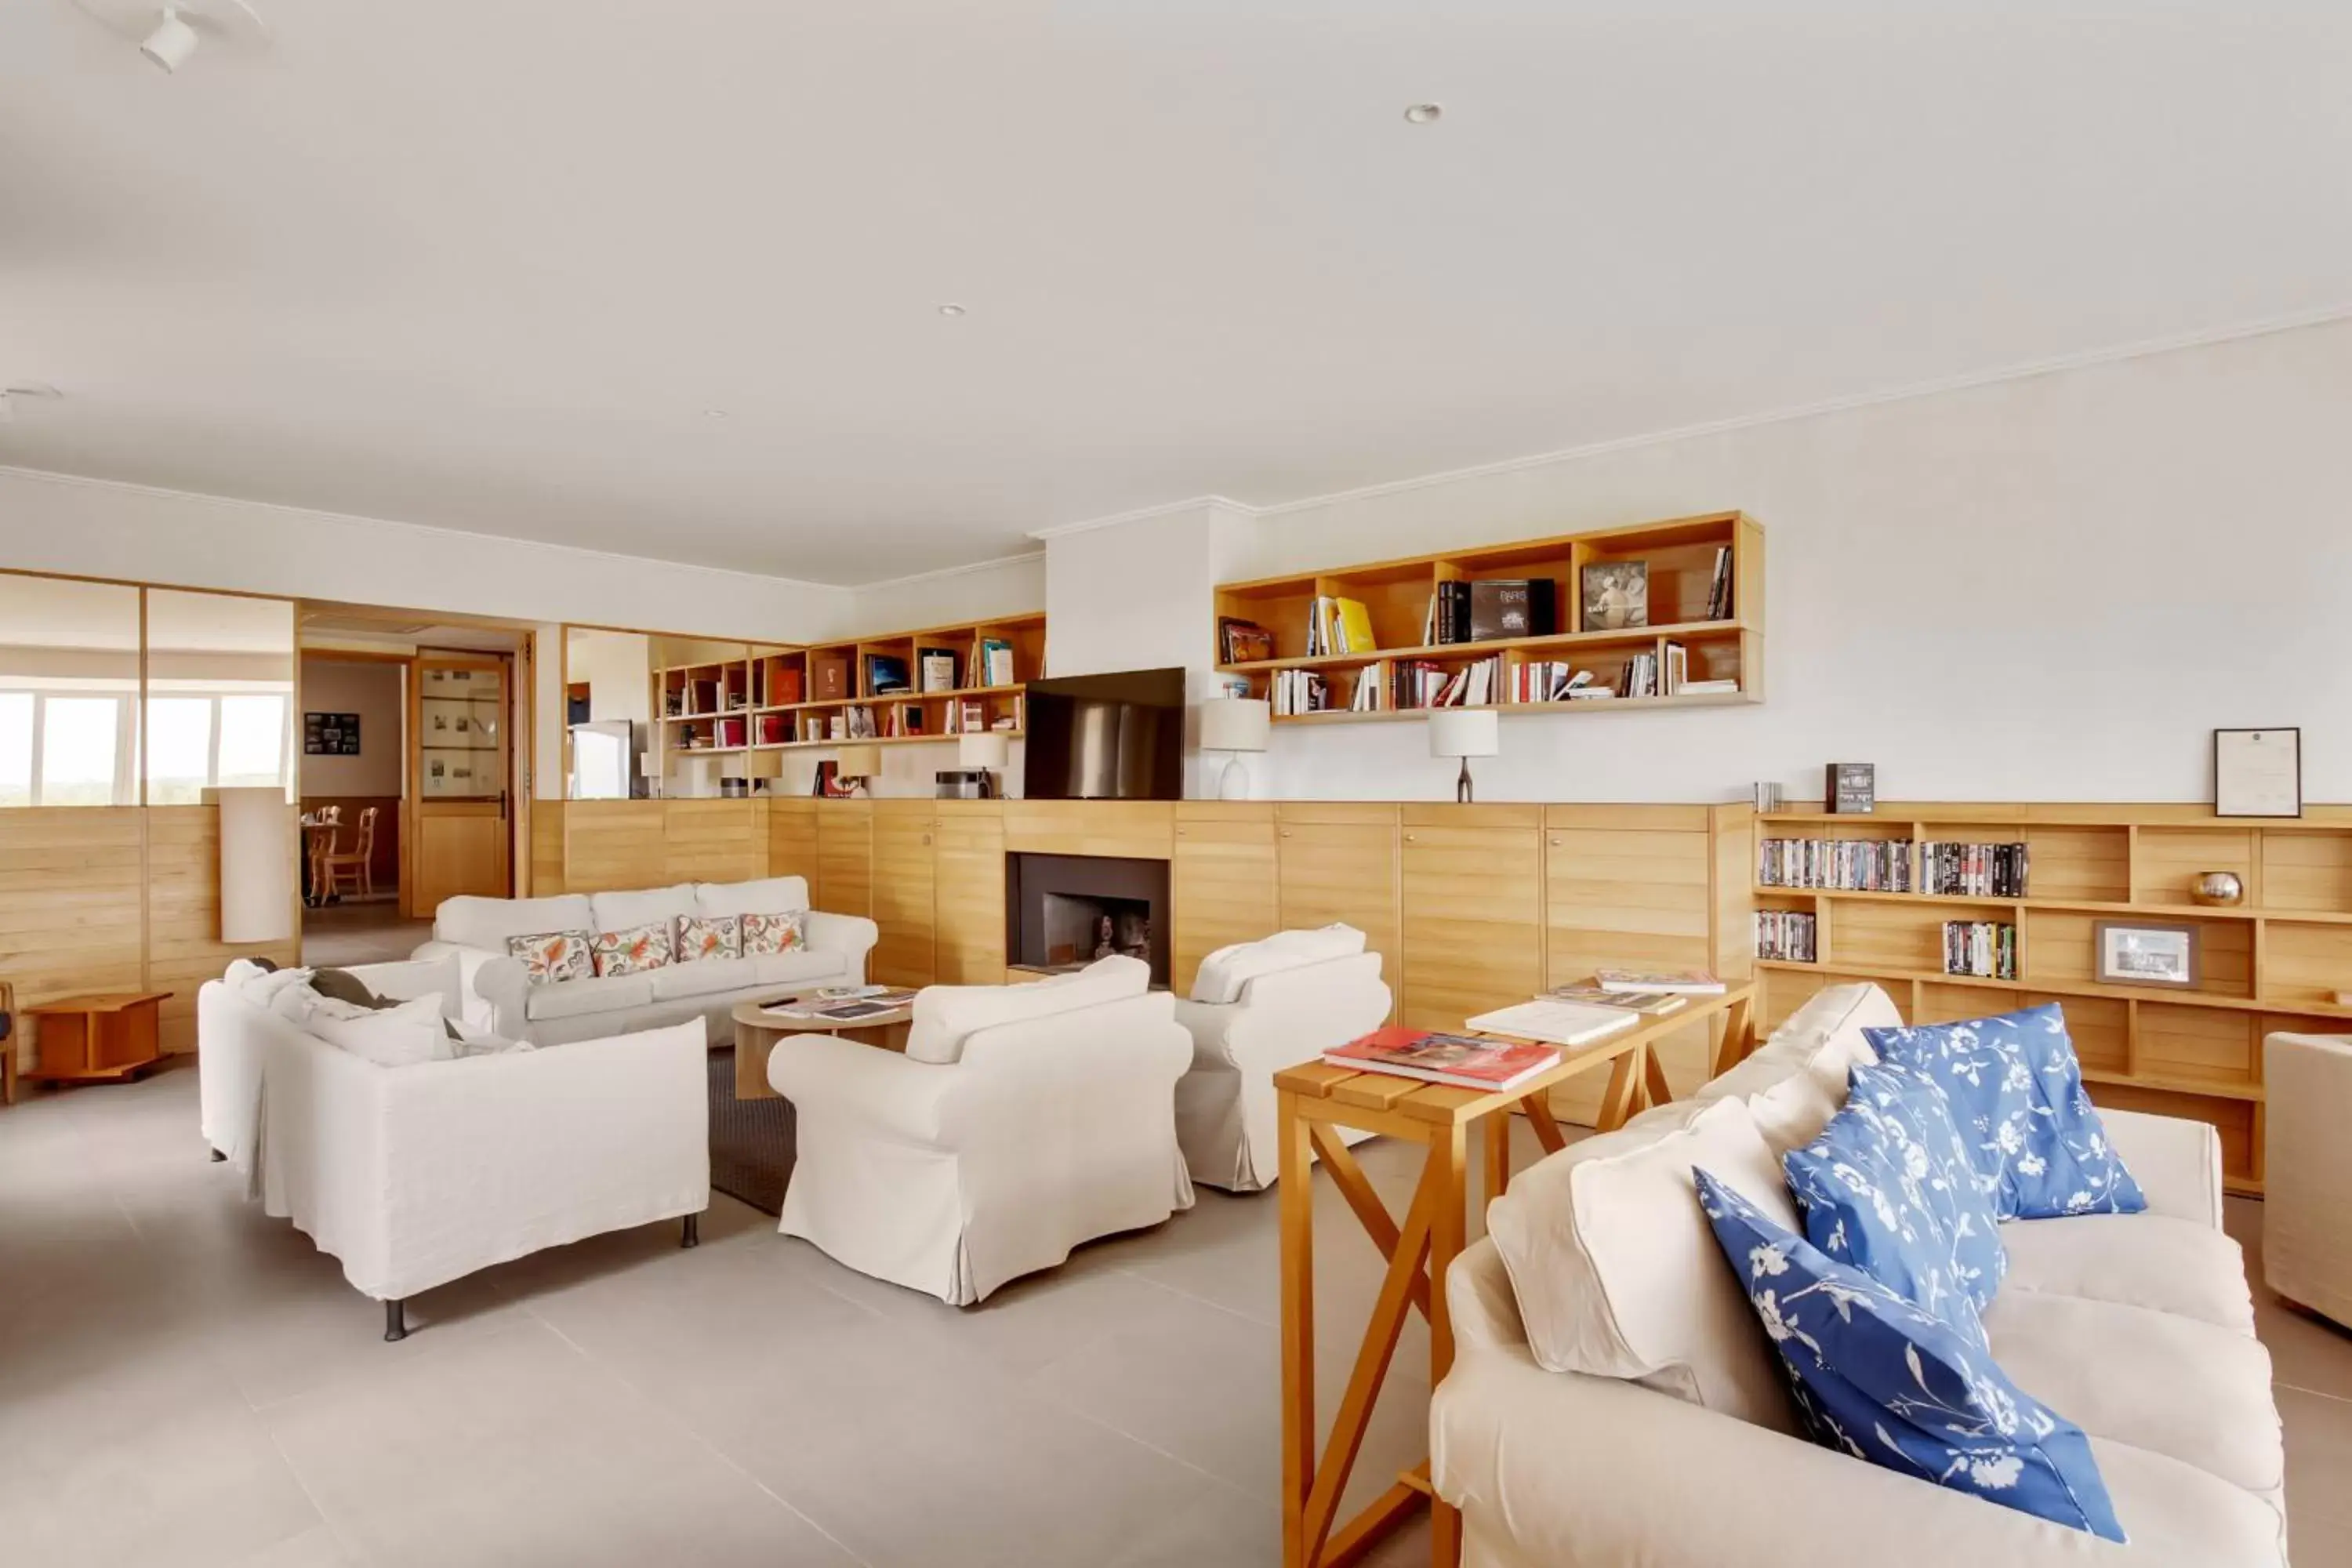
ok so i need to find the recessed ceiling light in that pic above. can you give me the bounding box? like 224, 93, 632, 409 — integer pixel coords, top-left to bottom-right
937, 303, 967, 318
1403, 103, 1443, 125
702, 408, 729, 419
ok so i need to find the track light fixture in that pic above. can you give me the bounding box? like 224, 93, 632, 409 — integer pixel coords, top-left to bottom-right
141, 6, 198, 72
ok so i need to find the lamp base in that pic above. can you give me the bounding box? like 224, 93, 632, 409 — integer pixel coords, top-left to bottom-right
1218, 753, 1251, 801
1456, 757, 1475, 804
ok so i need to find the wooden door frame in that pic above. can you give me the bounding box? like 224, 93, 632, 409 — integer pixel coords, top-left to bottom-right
406, 650, 516, 918
292, 646, 413, 919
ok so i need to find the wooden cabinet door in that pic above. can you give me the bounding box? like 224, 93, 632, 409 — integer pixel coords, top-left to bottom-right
871, 802, 938, 988
767, 798, 819, 886
1398, 804, 1542, 1033
1172, 803, 1278, 994
1276, 803, 1399, 1016
933, 803, 1006, 985
815, 800, 873, 919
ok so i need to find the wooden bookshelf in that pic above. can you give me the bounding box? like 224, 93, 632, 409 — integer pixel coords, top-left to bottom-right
1752, 802, 2352, 1195
1211, 511, 1764, 723
730, 613, 1044, 753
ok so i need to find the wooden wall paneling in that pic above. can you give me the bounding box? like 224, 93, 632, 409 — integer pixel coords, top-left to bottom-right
767, 798, 819, 885
2024, 908, 2253, 1000
529, 800, 565, 896
2260, 920, 2352, 1007
871, 801, 939, 987
661, 800, 764, 885
2134, 1002, 2259, 1091
816, 800, 874, 918
561, 800, 668, 895
2259, 832, 2352, 913
2018, 825, 2131, 902
1002, 800, 1175, 861
1398, 804, 1541, 1035
2132, 826, 2255, 906
1276, 803, 1400, 1020
147, 804, 300, 1054
0, 809, 149, 1072
932, 802, 1007, 984
1171, 803, 1278, 995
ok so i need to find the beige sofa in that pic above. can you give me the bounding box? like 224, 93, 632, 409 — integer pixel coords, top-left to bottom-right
1432, 983, 2287, 1566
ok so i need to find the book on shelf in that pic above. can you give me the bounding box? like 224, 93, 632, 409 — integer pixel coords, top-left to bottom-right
1680, 677, 1740, 695
1422, 579, 1559, 645
756, 713, 788, 746
1465, 998, 1643, 1048
1617, 652, 1661, 699
811, 653, 851, 702
1566, 685, 1617, 700
979, 638, 1016, 686
1594, 967, 1725, 996
1921, 841, 2030, 898
1323, 1027, 1561, 1091
1755, 909, 1818, 963
1512, 662, 1593, 703
1272, 668, 1332, 716
1661, 641, 1689, 695
687, 677, 720, 713
864, 653, 911, 696
1758, 837, 1915, 892
917, 647, 960, 692
1944, 920, 2018, 980
716, 717, 747, 749
1218, 617, 1274, 665
1347, 673, 1380, 713
1548, 982, 1687, 1016
771, 666, 804, 705
1306, 596, 1379, 656
844, 705, 877, 740
1704, 544, 1735, 621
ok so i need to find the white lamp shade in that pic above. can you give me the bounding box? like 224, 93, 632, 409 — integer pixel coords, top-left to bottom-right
958, 732, 1010, 770
1428, 708, 1500, 760
1200, 698, 1271, 753
214, 786, 295, 943
740, 750, 785, 781
674, 756, 720, 796
833, 743, 882, 779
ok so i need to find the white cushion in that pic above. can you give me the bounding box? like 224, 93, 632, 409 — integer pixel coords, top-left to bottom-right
588, 885, 698, 936
449, 1018, 535, 1057
905, 955, 1150, 1065
525, 972, 656, 1021
695, 876, 812, 919
1189, 924, 1367, 1004
650, 956, 759, 1001
1983, 1290, 2284, 1497
345, 955, 463, 1015
232, 962, 314, 1009
306, 995, 455, 1068
1691, 982, 1898, 1152
754, 949, 843, 987
1998, 1212, 2256, 1336
436, 894, 594, 953
1484, 1095, 1801, 1432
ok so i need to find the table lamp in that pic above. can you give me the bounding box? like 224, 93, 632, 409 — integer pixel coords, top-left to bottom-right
673, 754, 721, 800
1200, 698, 1270, 801
639, 751, 659, 799
957, 731, 1010, 798
833, 743, 881, 797
1428, 708, 1499, 804
741, 750, 786, 796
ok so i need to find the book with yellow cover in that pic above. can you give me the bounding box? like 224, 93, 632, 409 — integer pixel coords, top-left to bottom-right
1334, 597, 1377, 653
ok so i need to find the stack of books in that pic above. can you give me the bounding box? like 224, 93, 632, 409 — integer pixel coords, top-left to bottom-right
1422, 579, 1560, 644
1755, 909, 1818, 962
978, 638, 1015, 685
1944, 920, 2018, 979
1921, 842, 2030, 898
1594, 967, 1725, 995
1271, 669, 1332, 716
1548, 982, 1686, 1015
1306, 596, 1377, 655
1324, 1027, 1560, 1091
1758, 837, 1915, 891
1512, 662, 1594, 702
1617, 652, 1661, 698
1704, 545, 1736, 620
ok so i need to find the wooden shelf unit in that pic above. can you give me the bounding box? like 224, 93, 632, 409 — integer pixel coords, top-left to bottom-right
739, 614, 1044, 752
1211, 511, 1764, 723
1753, 802, 2352, 1195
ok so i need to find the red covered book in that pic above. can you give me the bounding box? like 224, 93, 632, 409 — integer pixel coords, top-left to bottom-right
1323, 1027, 1560, 1091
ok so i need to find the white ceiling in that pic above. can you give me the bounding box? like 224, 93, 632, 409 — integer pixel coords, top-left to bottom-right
5, 2, 2349, 586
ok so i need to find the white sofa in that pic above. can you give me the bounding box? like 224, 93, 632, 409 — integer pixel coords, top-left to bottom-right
2263, 1029, 2352, 1330
1172, 932, 1392, 1191
767, 956, 1194, 1305
414, 876, 878, 1045
1432, 983, 2287, 1566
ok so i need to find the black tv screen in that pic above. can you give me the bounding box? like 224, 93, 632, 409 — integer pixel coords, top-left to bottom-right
1023, 668, 1185, 800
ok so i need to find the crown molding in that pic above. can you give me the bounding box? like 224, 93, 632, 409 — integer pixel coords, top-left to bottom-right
848, 549, 1045, 593
1025, 494, 1254, 542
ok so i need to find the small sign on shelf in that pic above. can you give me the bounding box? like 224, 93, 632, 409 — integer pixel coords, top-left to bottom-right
1825, 761, 1876, 815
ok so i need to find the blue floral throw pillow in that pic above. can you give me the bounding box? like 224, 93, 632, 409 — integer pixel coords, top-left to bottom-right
1849, 1061, 2008, 1308
1864, 1004, 2146, 1221
1695, 1169, 2125, 1541
1783, 1069, 2002, 1332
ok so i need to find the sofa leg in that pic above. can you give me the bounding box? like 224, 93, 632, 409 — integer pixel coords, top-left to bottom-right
681, 1213, 700, 1249
383, 1298, 407, 1342
209, 1148, 227, 1163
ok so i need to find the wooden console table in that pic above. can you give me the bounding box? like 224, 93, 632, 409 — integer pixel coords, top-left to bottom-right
1275, 982, 1755, 1568
21, 992, 173, 1087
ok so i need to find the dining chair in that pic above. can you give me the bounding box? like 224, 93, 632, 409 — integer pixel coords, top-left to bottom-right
319, 806, 379, 901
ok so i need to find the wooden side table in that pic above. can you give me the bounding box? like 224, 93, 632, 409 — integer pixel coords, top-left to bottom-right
731, 995, 915, 1100
23, 992, 173, 1087
1274, 983, 1755, 1568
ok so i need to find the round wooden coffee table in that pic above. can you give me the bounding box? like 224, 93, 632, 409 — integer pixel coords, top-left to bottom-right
731, 995, 915, 1100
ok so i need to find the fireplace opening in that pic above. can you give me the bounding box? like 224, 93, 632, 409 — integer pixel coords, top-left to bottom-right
1006, 851, 1171, 988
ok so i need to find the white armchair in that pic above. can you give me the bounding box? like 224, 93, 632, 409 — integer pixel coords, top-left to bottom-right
767, 956, 1194, 1305
1172, 946, 1392, 1191
2264, 1030, 2352, 1329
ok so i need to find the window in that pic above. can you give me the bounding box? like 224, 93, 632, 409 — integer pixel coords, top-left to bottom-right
0, 692, 29, 807
146, 589, 295, 804
0, 574, 140, 807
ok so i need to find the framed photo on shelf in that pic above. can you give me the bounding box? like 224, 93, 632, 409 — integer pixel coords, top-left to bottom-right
2213, 728, 2302, 818
2092, 920, 2200, 989
1579, 561, 1649, 631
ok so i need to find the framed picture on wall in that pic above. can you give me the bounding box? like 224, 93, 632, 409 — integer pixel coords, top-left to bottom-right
2214, 728, 2301, 818
303, 713, 361, 756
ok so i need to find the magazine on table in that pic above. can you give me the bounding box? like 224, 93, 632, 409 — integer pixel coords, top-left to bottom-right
774, 987, 915, 1019
1463, 999, 1642, 1049
1592, 967, 1726, 996
1548, 982, 1687, 1016
1323, 1028, 1560, 1091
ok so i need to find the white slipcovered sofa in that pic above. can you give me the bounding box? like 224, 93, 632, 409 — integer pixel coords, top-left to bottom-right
1432, 982, 2287, 1566
2263, 1029, 2352, 1330
414, 876, 878, 1045
1172, 926, 1392, 1191
768, 955, 1194, 1305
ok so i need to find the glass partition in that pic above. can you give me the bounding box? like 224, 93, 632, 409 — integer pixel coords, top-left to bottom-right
145, 590, 298, 804
0, 573, 143, 806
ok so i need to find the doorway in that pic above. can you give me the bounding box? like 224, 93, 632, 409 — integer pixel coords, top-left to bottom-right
296, 651, 416, 964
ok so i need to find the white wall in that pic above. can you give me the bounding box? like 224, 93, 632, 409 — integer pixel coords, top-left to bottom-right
296, 657, 403, 796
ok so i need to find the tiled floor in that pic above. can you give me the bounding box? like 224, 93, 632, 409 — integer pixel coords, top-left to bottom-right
300, 902, 434, 969
3, 1065, 2347, 1566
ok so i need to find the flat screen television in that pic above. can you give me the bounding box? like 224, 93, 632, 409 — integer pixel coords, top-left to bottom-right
1022, 667, 1185, 800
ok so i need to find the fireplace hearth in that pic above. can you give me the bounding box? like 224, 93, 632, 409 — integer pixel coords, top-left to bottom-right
1006, 851, 1171, 988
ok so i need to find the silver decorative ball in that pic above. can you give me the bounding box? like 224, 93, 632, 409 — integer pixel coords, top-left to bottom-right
2190, 871, 2245, 908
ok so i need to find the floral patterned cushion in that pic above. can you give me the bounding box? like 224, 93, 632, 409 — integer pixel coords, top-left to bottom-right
1864, 1004, 2147, 1221
741, 910, 807, 957
1849, 1061, 2007, 1308
1695, 1169, 2125, 1541
675, 913, 742, 964
505, 930, 592, 985
591, 921, 673, 978
1783, 1079, 1991, 1339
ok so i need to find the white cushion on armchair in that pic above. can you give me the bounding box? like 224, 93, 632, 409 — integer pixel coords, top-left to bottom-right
1189, 924, 1366, 1004
904, 954, 1149, 1065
